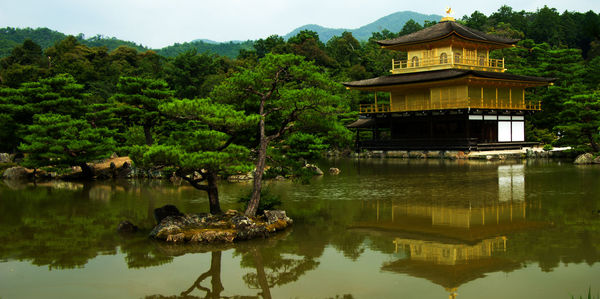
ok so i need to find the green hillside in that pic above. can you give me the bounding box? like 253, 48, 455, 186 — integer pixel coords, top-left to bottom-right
154, 40, 254, 58
0, 27, 147, 57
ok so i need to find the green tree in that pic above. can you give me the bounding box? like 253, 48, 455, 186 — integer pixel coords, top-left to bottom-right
399, 19, 423, 35
19, 113, 116, 177
462, 11, 488, 31
326, 32, 361, 69
528, 6, 563, 45
0, 39, 49, 87
554, 92, 600, 152
499, 40, 586, 131
163, 49, 225, 99
0, 73, 87, 152
212, 53, 348, 216
130, 98, 256, 214
110, 76, 174, 146
253, 35, 287, 58
287, 30, 336, 67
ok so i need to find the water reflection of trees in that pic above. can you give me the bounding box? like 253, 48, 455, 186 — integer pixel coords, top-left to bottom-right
1, 161, 600, 288
145, 241, 319, 299
238, 248, 319, 295
0, 181, 183, 269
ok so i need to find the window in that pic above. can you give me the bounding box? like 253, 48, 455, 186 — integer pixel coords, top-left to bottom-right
478, 55, 486, 66
411, 56, 420, 67
454, 53, 462, 64
439, 52, 448, 64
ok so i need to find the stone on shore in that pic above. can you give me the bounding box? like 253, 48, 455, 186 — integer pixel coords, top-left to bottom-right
0, 153, 13, 163
574, 153, 595, 164
305, 164, 324, 175
227, 172, 254, 182
2, 166, 33, 180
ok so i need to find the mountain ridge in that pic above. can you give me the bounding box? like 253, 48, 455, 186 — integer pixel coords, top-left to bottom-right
283, 11, 442, 42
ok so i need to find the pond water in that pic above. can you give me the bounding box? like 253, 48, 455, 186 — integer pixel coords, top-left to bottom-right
1, 159, 599, 299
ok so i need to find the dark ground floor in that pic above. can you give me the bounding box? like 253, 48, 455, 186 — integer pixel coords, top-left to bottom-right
349, 110, 537, 151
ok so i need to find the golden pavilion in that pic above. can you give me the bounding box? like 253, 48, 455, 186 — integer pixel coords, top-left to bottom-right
344, 15, 555, 151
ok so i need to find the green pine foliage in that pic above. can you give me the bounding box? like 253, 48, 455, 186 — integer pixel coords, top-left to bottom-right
555, 92, 600, 151
19, 113, 115, 173
129, 97, 257, 213
0, 73, 87, 152
110, 76, 174, 146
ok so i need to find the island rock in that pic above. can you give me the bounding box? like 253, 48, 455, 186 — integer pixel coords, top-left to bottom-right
154, 205, 184, 224
329, 167, 341, 175
149, 208, 292, 243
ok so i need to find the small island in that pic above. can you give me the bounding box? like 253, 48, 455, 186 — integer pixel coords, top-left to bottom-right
147, 205, 293, 243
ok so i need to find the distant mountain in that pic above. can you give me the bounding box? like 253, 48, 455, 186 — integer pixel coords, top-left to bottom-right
192, 39, 220, 44
284, 11, 442, 42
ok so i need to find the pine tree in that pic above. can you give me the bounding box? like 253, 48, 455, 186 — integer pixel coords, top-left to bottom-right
211, 53, 350, 216
110, 76, 174, 146
19, 113, 116, 177
130, 98, 257, 214
555, 92, 600, 152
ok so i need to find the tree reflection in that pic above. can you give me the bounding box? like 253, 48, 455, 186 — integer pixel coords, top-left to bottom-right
180, 251, 224, 299
239, 247, 319, 296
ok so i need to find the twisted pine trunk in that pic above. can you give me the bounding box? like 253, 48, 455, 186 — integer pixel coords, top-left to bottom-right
206, 172, 221, 215
246, 116, 267, 217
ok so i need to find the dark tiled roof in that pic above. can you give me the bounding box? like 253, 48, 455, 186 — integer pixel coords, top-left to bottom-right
343, 69, 555, 88
377, 21, 519, 47
346, 118, 375, 128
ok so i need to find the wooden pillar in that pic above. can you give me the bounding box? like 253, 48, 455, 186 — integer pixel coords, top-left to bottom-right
466, 115, 471, 146
429, 112, 434, 139
495, 87, 498, 108
481, 87, 484, 108
355, 128, 360, 151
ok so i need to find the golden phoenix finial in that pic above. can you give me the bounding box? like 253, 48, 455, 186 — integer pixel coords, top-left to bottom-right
446, 7, 452, 15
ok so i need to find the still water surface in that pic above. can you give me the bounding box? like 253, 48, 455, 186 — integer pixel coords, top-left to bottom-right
1, 159, 599, 299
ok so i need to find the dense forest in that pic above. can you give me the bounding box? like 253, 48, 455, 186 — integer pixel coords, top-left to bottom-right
1, 5, 600, 213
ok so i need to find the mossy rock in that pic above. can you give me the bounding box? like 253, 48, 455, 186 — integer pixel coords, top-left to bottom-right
149, 208, 292, 244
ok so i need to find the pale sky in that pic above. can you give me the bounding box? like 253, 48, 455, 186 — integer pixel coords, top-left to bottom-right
0, 0, 598, 49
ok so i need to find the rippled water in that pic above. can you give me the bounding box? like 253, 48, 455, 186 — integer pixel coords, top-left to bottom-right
1, 159, 599, 299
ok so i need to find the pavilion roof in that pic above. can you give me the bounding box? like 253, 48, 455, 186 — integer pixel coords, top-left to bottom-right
377, 20, 519, 48
381, 258, 521, 289
343, 69, 556, 89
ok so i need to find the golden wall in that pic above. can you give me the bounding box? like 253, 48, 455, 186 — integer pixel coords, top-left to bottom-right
388, 86, 528, 112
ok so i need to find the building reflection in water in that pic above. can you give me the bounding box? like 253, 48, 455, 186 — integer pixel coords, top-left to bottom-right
355, 164, 545, 299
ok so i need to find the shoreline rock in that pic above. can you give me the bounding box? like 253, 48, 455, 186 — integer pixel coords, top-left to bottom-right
2, 166, 33, 180
349, 147, 576, 160
574, 153, 595, 164
149, 207, 292, 244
